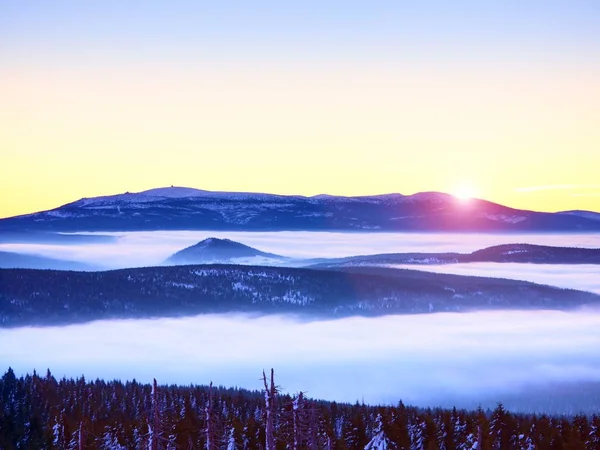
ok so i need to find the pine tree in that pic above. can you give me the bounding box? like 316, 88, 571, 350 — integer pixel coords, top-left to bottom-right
1, 368, 598, 450
365, 413, 396, 449
489, 403, 516, 450
587, 418, 600, 449
408, 419, 426, 450
227, 427, 237, 450
345, 407, 368, 449
205, 382, 216, 450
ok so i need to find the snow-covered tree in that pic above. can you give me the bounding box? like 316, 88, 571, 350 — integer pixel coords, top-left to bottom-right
588, 423, 600, 448
227, 427, 237, 450
408, 420, 426, 450
52, 414, 67, 449
365, 413, 396, 450
100, 425, 126, 450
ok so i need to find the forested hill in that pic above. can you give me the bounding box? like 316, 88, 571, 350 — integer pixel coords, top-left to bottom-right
1, 368, 599, 449
1, 265, 599, 327
308, 243, 600, 267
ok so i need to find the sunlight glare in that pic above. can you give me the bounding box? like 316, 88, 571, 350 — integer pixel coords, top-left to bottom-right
453, 184, 478, 200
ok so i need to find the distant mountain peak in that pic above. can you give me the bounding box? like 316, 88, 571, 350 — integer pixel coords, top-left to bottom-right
165, 237, 283, 265
190, 237, 239, 249
140, 186, 211, 198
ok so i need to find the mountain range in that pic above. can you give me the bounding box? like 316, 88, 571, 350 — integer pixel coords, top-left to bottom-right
1, 264, 598, 327
2, 186, 600, 232
163, 238, 600, 267
2, 237, 598, 271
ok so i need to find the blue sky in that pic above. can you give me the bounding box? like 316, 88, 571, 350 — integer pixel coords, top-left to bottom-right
3, 1, 599, 63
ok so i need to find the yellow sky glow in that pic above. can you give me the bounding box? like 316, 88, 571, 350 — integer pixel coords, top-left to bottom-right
1, 60, 599, 218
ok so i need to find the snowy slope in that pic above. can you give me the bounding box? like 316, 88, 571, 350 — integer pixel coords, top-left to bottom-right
558, 210, 600, 222
2, 186, 600, 232
165, 237, 284, 265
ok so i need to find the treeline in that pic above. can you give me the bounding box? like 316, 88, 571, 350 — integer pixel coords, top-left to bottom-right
2, 265, 599, 327
1, 368, 599, 449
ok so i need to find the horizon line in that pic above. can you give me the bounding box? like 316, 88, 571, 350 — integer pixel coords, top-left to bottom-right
2, 185, 600, 220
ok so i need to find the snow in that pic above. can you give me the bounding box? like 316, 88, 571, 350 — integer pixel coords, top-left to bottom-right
229, 256, 283, 266
480, 213, 527, 224
168, 282, 196, 289
503, 250, 528, 255
52, 420, 62, 446
16, 186, 600, 237
404, 257, 455, 264
143, 186, 305, 202
390, 215, 426, 221
311, 192, 454, 206
311, 193, 407, 204
227, 428, 237, 450
57, 187, 458, 215
280, 290, 313, 305
44, 210, 76, 218
141, 186, 212, 198
192, 269, 224, 277
311, 194, 346, 200
232, 282, 254, 292
404, 191, 454, 203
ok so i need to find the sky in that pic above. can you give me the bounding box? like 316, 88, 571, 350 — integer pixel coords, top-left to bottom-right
1, 1, 600, 218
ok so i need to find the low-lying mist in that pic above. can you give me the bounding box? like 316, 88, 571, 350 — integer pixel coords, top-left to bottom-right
390, 262, 600, 294
1, 230, 599, 270
2, 310, 600, 413
1, 231, 600, 297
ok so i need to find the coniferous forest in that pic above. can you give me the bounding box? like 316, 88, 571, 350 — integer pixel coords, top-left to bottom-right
1, 368, 599, 450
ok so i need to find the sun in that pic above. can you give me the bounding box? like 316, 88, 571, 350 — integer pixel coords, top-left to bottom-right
453, 184, 478, 201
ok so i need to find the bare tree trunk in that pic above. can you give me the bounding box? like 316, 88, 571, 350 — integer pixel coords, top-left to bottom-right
262, 369, 276, 450
150, 378, 159, 450
206, 382, 216, 450
476, 425, 483, 450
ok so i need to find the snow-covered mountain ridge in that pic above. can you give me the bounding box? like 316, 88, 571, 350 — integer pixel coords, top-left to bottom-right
2, 186, 599, 232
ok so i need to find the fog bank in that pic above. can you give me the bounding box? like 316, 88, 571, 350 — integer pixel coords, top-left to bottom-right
390, 262, 600, 294
2, 310, 600, 412
1, 231, 599, 269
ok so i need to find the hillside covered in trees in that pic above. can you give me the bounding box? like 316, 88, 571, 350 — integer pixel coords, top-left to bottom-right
1, 368, 599, 449
1, 265, 599, 327
308, 244, 600, 267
